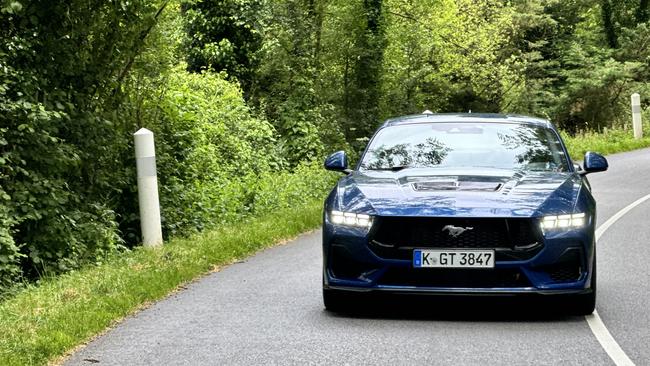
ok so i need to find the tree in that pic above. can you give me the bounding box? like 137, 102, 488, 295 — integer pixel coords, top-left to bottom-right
0, 0, 166, 280
344, 0, 386, 143
181, 0, 263, 96
381, 0, 517, 116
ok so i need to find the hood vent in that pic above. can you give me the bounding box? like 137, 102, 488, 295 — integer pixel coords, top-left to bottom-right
500, 171, 526, 195
412, 181, 458, 191
412, 181, 502, 192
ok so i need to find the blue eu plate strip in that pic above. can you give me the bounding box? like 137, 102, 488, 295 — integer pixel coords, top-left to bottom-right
413, 250, 422, 267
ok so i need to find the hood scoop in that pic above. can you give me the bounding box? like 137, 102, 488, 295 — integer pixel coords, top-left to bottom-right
500, 171, 526, 195
411, 180, 502, 192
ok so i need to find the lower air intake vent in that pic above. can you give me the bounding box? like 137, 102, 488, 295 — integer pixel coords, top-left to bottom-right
540, 248, 583, 283
378, 268, 531, 288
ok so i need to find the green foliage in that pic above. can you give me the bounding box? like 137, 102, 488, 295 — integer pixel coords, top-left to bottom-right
0, 0, 166, 286
502, 0, 650, 131
382, 0, 516, 117
0, 0, 339, 293
561, 125, 650, 160
252, 162, 337, 217
249, 0, 346, 162
150, 67, 278, 234
344, 0, 386, 141
553, 45, 638, 131
0, 197, 22, 290
181, 0, 263, 94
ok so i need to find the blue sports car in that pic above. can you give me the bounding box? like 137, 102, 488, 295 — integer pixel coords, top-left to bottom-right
322, 113, 608, 314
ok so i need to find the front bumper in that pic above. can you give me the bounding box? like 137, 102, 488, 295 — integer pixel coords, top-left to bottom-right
324, 284, 594, 296
323, 221, 595, 296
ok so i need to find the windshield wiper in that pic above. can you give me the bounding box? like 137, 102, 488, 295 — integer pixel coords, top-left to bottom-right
369, 165, 411, 172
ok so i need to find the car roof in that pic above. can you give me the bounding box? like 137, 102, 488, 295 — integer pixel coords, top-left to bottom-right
381, 113, 552, 128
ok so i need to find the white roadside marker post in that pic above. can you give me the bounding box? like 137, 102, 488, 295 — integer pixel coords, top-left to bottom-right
134, 128, 163, 247
631, 93, 643, 139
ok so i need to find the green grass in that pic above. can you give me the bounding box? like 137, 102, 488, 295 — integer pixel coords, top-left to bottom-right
562, 126, 650, 161
0, 200, 323, 366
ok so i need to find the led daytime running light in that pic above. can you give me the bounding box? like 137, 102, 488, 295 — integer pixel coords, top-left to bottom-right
541, 213, 586, 230
330, 211, 373, 228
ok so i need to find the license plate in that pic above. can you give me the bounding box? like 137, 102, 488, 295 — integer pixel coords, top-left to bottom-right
413, 249, 495, 268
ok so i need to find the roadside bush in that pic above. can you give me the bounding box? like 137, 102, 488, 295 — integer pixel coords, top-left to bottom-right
135, 66, 336, 238
251, 161, 338, 217
0, 0, 162, 289
561, 125, 650, 160
0, 61, 121, 286
0, 199, 22, 290
0, 94, 126, 281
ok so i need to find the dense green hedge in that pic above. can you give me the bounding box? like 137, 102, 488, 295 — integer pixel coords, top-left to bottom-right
152, 68, 277, 235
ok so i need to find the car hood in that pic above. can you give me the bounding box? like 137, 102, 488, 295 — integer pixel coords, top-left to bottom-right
335, 168, 581, 218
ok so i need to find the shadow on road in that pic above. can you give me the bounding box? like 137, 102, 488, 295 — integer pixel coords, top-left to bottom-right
324, 293, 583, 322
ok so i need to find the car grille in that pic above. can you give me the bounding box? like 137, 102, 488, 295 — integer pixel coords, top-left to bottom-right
369, 217, 543, 261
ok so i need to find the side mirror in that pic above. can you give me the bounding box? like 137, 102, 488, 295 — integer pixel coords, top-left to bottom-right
324, 151, 351, 174
582, 151, 608, 174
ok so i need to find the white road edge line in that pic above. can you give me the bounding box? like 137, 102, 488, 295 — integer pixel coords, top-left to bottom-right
586, 193, 650, 366
586, 311, 635, 366
595, 194, 650, 241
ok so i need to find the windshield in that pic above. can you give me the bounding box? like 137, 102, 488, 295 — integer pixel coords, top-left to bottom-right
360, 122, 569, 172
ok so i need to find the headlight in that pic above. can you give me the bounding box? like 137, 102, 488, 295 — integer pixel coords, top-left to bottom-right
329, 210, 373, 228
540, 213, 586, 230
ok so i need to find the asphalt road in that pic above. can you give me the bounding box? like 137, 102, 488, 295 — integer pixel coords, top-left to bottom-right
65, 148, 650, 366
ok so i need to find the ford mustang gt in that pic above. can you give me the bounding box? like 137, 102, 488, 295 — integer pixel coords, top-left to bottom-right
322, 113, 608, 315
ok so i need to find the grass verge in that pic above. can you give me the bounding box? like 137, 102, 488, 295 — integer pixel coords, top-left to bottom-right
0, 200, 323, 366
562, 126, 650, 161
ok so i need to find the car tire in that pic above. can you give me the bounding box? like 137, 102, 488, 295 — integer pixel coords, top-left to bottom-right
571, 250, 596, 315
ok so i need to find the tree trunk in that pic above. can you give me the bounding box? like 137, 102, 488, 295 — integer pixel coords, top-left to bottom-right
346, 0, 385, 141
638, 0, 649, 24
601, 0, 618, 48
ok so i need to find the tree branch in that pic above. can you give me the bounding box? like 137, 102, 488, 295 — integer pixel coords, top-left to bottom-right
386, 10, 469, 52
112, 0, 169, 95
